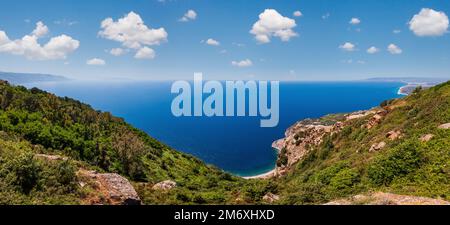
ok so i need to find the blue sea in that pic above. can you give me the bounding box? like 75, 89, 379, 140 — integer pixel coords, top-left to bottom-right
23, 81, 403, 177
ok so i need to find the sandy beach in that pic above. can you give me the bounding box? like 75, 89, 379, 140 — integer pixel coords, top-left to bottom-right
242, 168, 276, 179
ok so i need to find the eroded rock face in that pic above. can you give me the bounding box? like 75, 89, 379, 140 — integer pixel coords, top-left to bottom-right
262, 193, 280, 203
77, 170, 141, 205
325, 192, 450, 205
438, 123, 450, 129
152, 180, 177, 191
271, 116, 349, 177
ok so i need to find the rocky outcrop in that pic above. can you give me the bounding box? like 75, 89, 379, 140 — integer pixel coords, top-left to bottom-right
369, 141, 386, 152
271, 109, 380, 177
366, 110, 387, 129
325, 192, 450, 205
77, 169, 141, 205
262, 193, 280, 203
438, 123, 450, 129
420, 134, 434, 142
152, 180, 177, 191
271, 119, 338, 177
35, 154, 68, 161
386, 130, 402, 141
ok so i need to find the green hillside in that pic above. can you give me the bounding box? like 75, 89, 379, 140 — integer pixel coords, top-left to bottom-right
275, 81, 450, 204
0, 79, 449, 205
0, 80, 258, 204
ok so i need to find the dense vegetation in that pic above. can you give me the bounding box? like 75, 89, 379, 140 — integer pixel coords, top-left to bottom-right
0, 80, 264, 204
276, 82, 450, 204
0, 79, 449, 205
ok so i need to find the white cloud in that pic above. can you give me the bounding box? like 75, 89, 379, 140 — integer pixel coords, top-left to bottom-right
250, 9, 298, 44
231, 59, 253, 67
367, 46, 380, 54
293, 11, 303, 17
32, 21, 49, 37
179, 10, 197, 22
409, 8, 449, 37
134, 47, 155, 59
109, 48, 125, 56
206, 38, 220, 46
349, 18, 361, 25
99, 12, 168, 49
0, 21, 79, 60
393, 29, 401, 34
339, 42, 356, 51
87, 58, 106, 65
322, 13, 330, 20
387, 44, 402, 54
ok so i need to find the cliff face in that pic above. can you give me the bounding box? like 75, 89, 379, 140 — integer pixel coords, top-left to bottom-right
272, 108, 384, 176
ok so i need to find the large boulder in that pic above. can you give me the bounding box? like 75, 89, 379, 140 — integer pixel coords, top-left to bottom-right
77, 170, 141, 205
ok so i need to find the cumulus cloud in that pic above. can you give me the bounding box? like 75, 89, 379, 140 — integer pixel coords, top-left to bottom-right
99, 11, 167, 60
179, 10, 197, 22
109, 48, 125, 56
293, 11, 303, 17
387, 44, 402, 54
367, 46, 380, 54
134, 46, 155, 59
0, 21, 79, 60
99, 11, 167, 49
87, 58, 106, 65
32, 21, 49, 37
206, 38, 220, 46
409, 8, 449, 37
339, 42, 356, 51
250, 9, 298, 44
231, 59, 253, 67
349, 18, 361, 25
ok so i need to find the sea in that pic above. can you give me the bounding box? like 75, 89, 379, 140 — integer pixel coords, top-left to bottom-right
22, 80, 403, 177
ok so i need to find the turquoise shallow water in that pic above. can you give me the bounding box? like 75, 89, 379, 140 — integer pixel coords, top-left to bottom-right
24, 81, 403, 176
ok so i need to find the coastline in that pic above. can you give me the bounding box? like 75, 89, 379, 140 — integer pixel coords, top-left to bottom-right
242, 168, 276, 179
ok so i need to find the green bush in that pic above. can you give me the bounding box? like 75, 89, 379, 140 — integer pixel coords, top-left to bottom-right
368, 141, 423, 186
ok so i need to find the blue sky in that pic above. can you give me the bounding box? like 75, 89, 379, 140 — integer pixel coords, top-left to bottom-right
0, 0, 449, 81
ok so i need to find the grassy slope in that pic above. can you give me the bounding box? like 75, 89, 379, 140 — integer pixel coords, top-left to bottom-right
0, 80, 265, 204
1, 80, 449, 205
276, 82, 450, 204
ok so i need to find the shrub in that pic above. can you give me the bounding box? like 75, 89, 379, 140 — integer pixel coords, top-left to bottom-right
368, 141, 423, 186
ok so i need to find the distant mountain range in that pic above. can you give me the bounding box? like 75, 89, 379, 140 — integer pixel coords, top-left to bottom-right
366, 77, 449, 95
365, 77, 448, 84
0, 71, 68, 84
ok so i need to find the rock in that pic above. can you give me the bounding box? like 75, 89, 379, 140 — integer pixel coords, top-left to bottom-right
366, 110, 387, 129
35, 154, 68, 161
152, 180, 177, 191
78, 170, 141, 205
369, 142, 386, 152
262, 193, 280, 203
326, 192, 450, 205
420, 134, 434, 142
438, 123, 450, 129
386, 130, 402, 141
